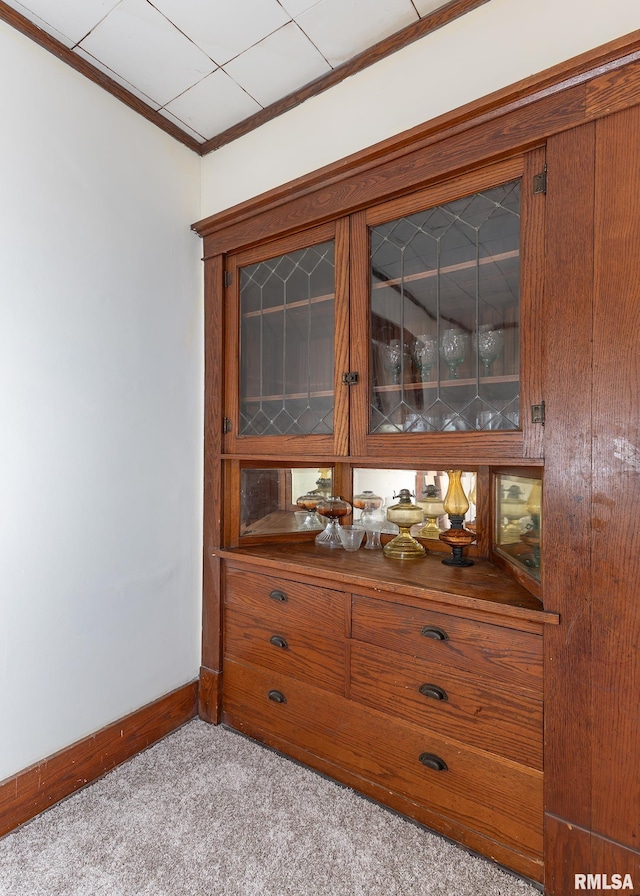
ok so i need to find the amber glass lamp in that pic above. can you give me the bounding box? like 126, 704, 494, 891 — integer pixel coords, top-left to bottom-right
383, 489, 426, 560
439, 471, 474, 567
315, 496, 351, 548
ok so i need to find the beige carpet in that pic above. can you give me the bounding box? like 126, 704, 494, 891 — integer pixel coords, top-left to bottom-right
0, 719, 540, 895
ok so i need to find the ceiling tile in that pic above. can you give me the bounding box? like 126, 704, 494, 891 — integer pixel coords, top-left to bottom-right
158, 108, 206, 143
78, 0, 216, 107
278, 0, 323, 16
412, 0, 454, 16
1, 0, 120, 45
296, 0, 418, 67
73, 46, 162, 110
163, 69, 263, 141
224, 23, 331, 108
149, 0, 290, 66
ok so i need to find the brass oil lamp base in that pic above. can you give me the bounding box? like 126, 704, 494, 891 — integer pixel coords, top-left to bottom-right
383, 489, 426, 560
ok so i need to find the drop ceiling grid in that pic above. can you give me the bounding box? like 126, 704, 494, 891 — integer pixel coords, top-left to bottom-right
0, 0, 453, 143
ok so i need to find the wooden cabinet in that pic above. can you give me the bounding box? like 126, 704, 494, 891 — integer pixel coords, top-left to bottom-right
194, 36, 640, 895
220, 549, 555, 882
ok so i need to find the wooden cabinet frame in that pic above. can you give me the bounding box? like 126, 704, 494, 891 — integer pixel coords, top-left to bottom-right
195, 32, 640, 895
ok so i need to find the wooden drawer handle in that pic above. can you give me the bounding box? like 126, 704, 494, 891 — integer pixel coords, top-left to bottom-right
269, 635, 288, 650
419, 683, 448, 702
269, 589, 288, 602
420, 625, 448, 641
267, 689, 287, 704
418, 752, 448, 772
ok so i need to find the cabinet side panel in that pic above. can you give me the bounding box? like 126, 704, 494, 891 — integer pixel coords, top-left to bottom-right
203, 255, 225, 680
542, 124, 595, 826
591, 105, 640, 849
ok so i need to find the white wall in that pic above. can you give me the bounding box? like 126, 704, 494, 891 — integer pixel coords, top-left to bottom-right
201, 0, 640, 216
0, 22, 203, 780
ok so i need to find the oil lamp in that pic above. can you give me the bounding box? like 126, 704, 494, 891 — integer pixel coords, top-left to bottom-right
439, 471, 474, 566
416, 485, 445, 539
353, 490, 384, 550
383, 489, 426, 560
315, 496, 351, 548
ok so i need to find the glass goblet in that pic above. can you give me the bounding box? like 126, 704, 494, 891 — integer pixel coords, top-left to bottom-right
440, 329, 468, 379
382, 339, 403, 385
413, 335, 437, 382
476, 327, 504, 376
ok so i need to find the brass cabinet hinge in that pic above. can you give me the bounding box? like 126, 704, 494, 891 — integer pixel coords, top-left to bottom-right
224, 271, 232, 288
341, 371, 359, 385
531, 402, 545, 425
533, 166, 547, 195
223, 417, 232, 434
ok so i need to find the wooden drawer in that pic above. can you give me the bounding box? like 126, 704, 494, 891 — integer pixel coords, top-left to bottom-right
350, 641, 542, 768
225, 607, 346, 694
225, 567, 346, 639
223, 658, 543, 860
351, 594, 542, 693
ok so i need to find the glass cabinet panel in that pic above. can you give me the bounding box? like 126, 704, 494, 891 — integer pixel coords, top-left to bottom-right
493, 471, 542, 582
369, 180, 521, 433
239, 240, 335, 436
240, 466, 334, 536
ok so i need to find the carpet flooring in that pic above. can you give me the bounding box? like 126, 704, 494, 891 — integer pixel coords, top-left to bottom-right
0, 719, 540, 895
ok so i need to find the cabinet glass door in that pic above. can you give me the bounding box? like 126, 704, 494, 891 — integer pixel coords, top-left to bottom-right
239, 239, 335, 436
369, 179, 521, 434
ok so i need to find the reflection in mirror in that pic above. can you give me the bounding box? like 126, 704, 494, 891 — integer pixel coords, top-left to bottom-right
352, 469, 476, 537
494, 473, 542, 581
240, 467, 333, 537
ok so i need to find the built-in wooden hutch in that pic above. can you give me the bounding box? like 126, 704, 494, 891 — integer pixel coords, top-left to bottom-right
193, 31, 640, 895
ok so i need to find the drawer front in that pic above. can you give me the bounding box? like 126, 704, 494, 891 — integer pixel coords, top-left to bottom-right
223, 658, 543, 859
350, 642, 542, 768
225, 607, 346, 694
225, 567, 346, 639
351, 595, 542, 693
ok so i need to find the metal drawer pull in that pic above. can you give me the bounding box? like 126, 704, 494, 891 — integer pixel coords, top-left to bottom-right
269, 589, 288, 602
267, 690, 287, 704
420, 625, 448, 641
419, 683, 448, 702
419, 752, 448, 772
269, 635, 288, 650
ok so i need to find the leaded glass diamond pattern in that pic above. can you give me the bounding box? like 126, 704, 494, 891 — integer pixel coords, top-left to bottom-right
370, 180, 521, 434
240, 240, 335, 436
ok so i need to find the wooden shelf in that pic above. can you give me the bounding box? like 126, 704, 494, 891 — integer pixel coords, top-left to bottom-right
372, 249, 519, 291
374, 374, 518, 393
242, 292, 334, 318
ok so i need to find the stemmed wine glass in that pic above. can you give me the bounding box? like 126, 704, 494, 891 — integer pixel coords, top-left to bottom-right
475, 326, 504, 376
383, 339, 403, 385
413, 335, 437, 382
439, 329, 468, 379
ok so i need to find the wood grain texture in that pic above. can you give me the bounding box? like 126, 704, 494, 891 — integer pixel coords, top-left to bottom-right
542, 123, 595, 829
590, 106, 640, 850
225, 608, 346, 694
219, 542, 556, 627
351, 594, 543, 693
0, 682, 198, 839
350, 641, 543, 767
198, 666, 221, 724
